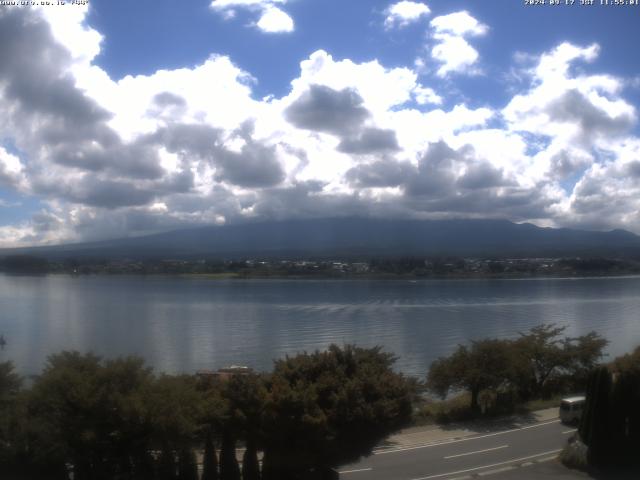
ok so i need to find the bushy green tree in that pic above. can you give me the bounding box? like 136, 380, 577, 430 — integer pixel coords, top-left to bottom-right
0, 361, 24, 472
262, 344, 414, 478
427, 339, 514, 413
27, 352, 105, 478
26, 352, 206, 479
221, 374, 267, 480
514, 325, 608, 398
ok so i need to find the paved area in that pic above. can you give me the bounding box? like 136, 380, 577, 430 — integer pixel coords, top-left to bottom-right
377, 407, 560, 451
338, 408, 583, 480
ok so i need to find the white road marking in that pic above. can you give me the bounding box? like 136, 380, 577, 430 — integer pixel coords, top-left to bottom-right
444, 445, 508, 459
409, 449, 562, 480
375, 419, 560, 455
339, 468, 373, 474
562, 429, 577, 434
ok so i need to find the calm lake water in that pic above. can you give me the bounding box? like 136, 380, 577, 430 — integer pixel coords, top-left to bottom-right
1, 274, 639, 377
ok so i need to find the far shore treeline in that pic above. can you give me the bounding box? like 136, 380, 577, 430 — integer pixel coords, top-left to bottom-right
2, 254, 640, 278
0, 326, 637, 479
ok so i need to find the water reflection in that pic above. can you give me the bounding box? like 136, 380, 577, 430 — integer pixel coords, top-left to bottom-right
0, 275, 639, 377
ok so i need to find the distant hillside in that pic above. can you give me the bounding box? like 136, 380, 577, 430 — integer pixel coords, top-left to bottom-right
2, 218, 640, 260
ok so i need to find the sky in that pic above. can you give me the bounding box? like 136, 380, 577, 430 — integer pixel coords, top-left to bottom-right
1, 0, 640, 247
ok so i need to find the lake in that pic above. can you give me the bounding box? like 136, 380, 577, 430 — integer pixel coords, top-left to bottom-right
1, 274, 639, 377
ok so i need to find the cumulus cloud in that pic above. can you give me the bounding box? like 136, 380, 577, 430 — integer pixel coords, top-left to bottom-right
1, 5, 640, 246
412, 86, 442, 106
256, 6, 294, 33
429, 11, 488, 77
0, 148, 26, 190
284, 84, 370, 136
338, 128, 400, 155
210, 0, 294, 33
384, 1, 431, 29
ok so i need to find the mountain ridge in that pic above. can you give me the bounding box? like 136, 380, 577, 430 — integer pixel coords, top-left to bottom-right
2, 218, 640, 260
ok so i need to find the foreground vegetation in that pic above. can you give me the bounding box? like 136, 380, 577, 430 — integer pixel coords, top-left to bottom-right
0, 325, 631, 479
0, 345, 414, 480
425, 324, 607, 417
562, 345, 640, 474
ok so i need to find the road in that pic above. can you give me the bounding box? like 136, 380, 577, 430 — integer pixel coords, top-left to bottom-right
338, 419, 576, 480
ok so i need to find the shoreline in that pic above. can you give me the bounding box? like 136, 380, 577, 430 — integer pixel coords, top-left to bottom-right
2, 271, 640, 281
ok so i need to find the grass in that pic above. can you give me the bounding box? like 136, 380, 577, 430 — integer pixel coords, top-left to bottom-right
412, 393, 563, 427
412, 393, 475, 426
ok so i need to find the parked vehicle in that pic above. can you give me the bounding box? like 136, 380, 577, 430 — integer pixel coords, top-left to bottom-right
560, 396, 585, 425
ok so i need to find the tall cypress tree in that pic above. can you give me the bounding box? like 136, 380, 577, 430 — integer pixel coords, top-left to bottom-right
582, 367, 612, 466
158, 448, 178, 480
202, 430, 219, 480
177, 448, 199, 480
242, 438, 260, 480
219, 430, 241, 480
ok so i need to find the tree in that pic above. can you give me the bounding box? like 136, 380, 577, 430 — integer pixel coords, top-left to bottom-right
262, 344, 413, 478
0, 361, 24, 472
221, 374, 267, 480
219, 429, 241, 480
27, 351, 105, 478
512, 325, 608, 398
223, 374, 267, 480
578, 347, 640, 469
513, 324, 569, 398
427, 339, 514, 414
201, 429, 219, 480
563, 331, 608, 389
611, 345, 640, 374
178, 448, 199, 480
145, 374, 205, 463
26, 352, 205, 479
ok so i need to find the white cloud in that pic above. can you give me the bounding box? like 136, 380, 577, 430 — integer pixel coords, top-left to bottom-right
210, 0, 294, 33
431, 36, 480, 77
37, 4, 102, 65
2, 5, 640, 247
412, 86, 442, 106
428, 11, 488, 77
0, 147, 27, 191
430, 10, 488, 37
256, 6, 294, 33
384, 1, 431, 29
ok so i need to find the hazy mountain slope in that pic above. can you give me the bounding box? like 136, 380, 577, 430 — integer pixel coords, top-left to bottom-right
2, 218, 640, 260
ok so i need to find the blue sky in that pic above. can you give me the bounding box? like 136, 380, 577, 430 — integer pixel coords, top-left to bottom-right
0, 1, 639, 245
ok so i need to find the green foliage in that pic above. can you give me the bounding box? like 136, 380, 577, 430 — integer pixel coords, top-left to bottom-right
579, 349, 640, 469
20, 352, 207, 478
513, 324, 570, 397
611, 345, 640, 374
145, 374, 204, 448
219, 430, 241, 480
242, 439, 260, 480
0, 361, 24, 470
262, 344, 414, 475
201, 430, 219, 480
427, 339, 514, 413
177, 448, 199, 480
427, 324, 609, 414
158, 448, 178, 480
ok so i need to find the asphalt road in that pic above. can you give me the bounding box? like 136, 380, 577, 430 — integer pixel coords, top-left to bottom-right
338, 419, 576, 480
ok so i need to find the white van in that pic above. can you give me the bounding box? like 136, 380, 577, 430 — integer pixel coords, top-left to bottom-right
559, 396, 585, 424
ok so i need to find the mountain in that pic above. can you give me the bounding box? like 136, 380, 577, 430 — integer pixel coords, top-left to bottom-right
2, 218, 640, 260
